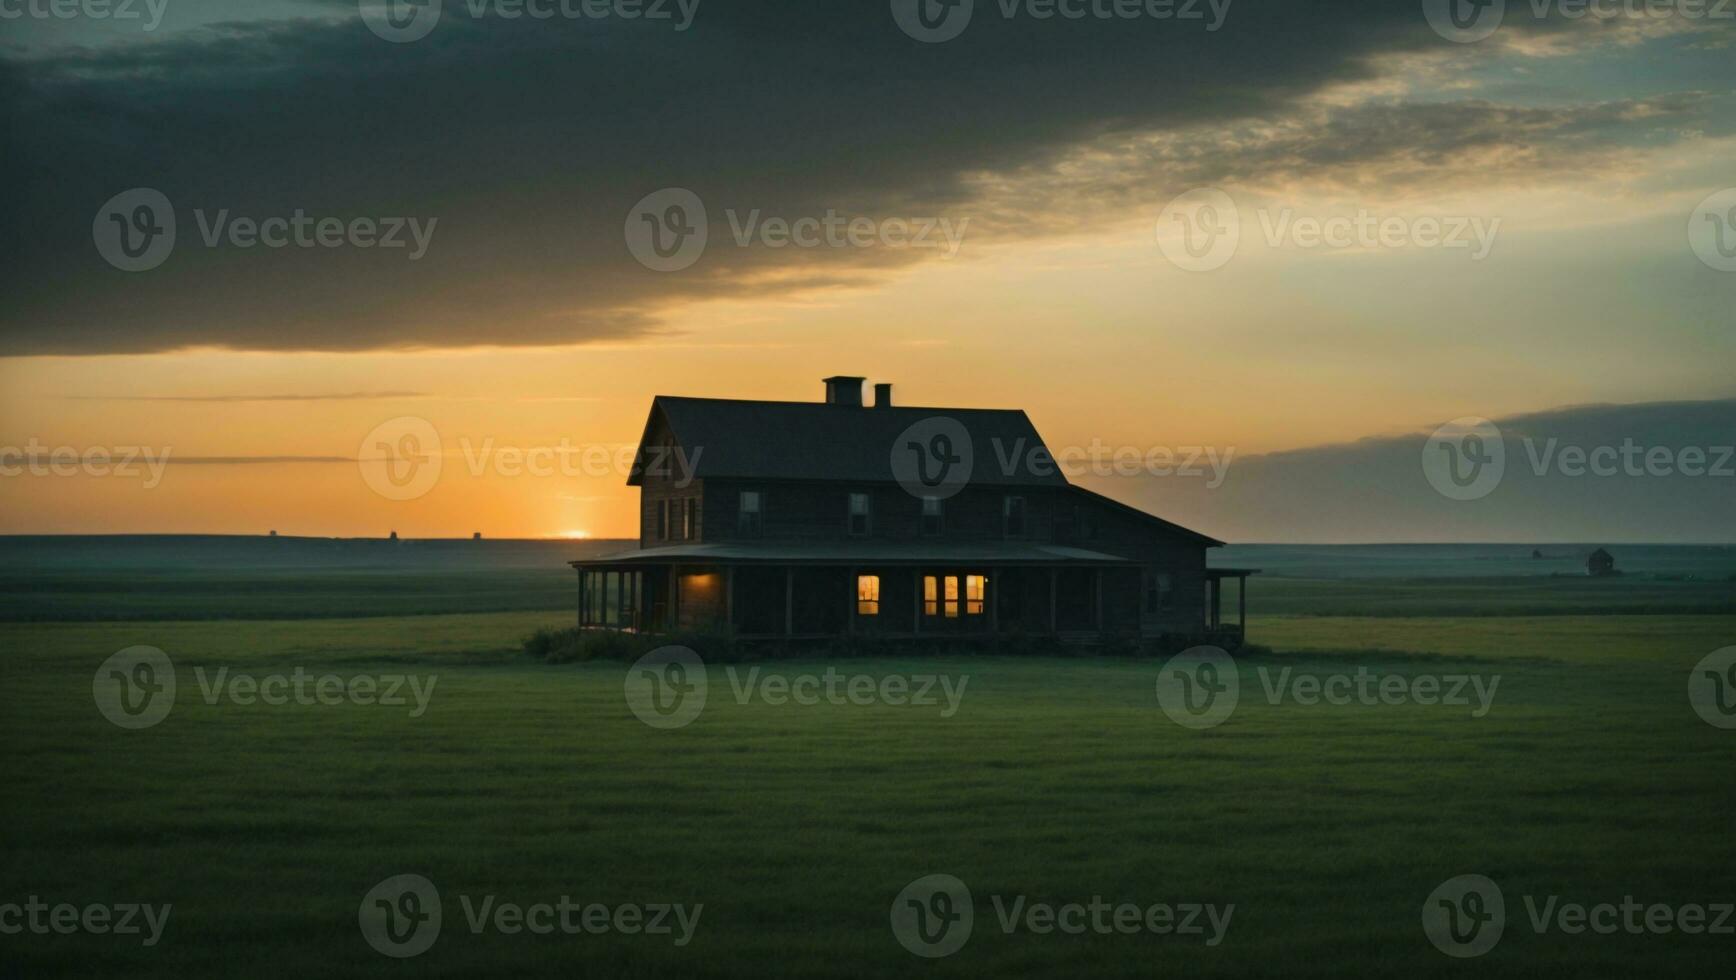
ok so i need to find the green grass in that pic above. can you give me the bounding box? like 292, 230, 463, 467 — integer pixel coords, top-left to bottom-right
3, 611, 1733, 977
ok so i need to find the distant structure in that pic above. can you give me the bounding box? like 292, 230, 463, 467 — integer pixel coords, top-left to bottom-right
473, 532, 483, 541
389, 531, 399, 542
1531, 548, 1543, 559
270, 530, 278, 538
1587, 548, 1616, 577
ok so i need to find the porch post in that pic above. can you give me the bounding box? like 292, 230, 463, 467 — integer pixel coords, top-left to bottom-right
1238, 574, 1247, 632
725, 565, 735, 629
671, 564, 681, 630
784, 566, 794, 636
1094, 568, 1103, 632
847, 566, 857, 635
988, 569, 999, 635
576, 567, 584, 629
913, 568, 922, 636
1048, 567, 1058, 632
1210, 577, 1221, 630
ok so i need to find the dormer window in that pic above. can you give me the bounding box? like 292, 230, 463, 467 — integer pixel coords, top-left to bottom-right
848, 493, 872, 536
920, 496, 943, 535
1002, 495, 1026, 538
738, 491, 763, 534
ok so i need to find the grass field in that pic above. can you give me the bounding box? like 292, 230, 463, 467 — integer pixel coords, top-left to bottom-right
3, 591, 1734, 977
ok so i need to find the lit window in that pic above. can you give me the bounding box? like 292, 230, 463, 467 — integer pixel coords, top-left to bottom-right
924, 575, 938, 616
965, 574, 986, 615
921, 496, 943, 535
848, 493, 871, 536
739, 491, 762, 534
857, 574, 880, 616
944, 575, 960, 618
1003, 496, 1026, 537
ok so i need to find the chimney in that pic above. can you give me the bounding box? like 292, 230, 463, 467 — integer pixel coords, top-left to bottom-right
822, 375, 865, 406
873, 383, 893, 408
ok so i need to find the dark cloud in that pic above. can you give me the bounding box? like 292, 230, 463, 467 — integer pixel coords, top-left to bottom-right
1106, 398, 1736, 543
0, 1, 1720, 354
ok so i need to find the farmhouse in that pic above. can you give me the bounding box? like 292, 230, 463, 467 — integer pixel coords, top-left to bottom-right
572, 377, 1253, 647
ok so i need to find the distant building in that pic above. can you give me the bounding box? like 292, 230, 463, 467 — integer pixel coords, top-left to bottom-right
1587, 548, 1616, 577
389, 531, 399, 542
473, 532, 483, 541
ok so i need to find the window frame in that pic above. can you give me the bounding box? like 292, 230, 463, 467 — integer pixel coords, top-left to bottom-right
738, 490, 763, 535
847, 492, 872, 537
857, 574, 881, 616
920, 496, 944, 536
1002, 495, 1027, 538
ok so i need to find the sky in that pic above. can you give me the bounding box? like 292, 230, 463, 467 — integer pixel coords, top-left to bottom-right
1, 0, 1733, 540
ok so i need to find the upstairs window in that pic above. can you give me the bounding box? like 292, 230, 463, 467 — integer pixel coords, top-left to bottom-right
920, 496, 943, 535
848, 493, 872, 536
1145, 572, 1173, 613
738, 491, 763, 534
857, 575, 880, 616
1075, 504, 1096, 540
681, 498, 696, 540
1003, 495, 1027, 538
656, 500, 669, 540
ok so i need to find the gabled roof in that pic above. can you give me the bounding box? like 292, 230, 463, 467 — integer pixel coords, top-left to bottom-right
629, 396, 1068, 488
1067, 485, 1225, 547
